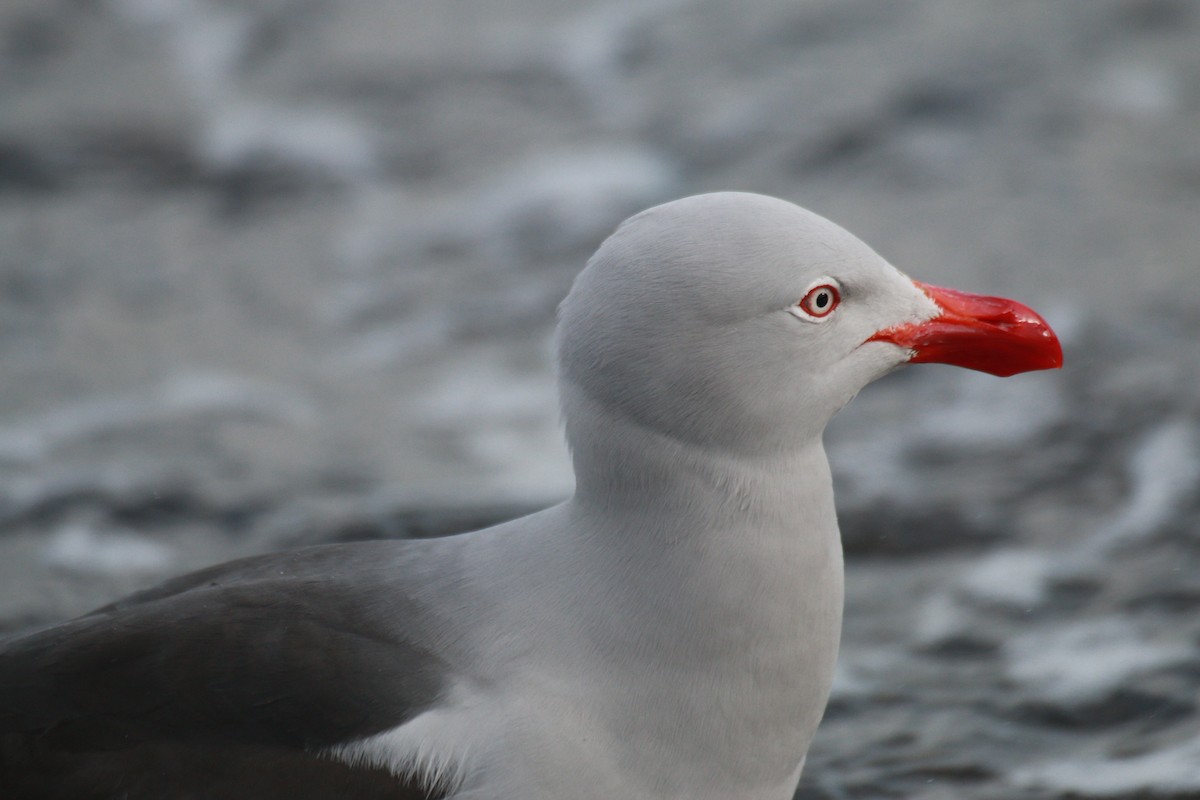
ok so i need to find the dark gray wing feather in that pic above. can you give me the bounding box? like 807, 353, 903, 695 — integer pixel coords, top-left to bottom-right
0, 541, 452, 798
0, 737, 444, 800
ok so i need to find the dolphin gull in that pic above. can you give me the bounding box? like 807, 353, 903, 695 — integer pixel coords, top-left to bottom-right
0, 192, 1062, 799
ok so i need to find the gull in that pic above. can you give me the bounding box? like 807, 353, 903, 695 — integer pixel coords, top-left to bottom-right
0, 192, 1062, 800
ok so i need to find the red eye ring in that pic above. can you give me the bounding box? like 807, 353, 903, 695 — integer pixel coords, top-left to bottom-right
799, 284, 840, 318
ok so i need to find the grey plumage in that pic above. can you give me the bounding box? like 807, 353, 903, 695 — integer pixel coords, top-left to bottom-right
0, 192, 1060, 799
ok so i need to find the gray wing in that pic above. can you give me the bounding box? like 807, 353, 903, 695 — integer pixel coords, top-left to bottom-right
0, 541, 452, 799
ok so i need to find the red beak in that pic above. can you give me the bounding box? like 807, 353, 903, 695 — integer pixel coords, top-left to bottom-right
868, 281, 1063, 377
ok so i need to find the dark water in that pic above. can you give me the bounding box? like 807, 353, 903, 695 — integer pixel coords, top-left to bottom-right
1, 1, 1199, 797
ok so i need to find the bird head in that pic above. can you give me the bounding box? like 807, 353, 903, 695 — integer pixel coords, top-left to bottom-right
557, 192, 1062, 455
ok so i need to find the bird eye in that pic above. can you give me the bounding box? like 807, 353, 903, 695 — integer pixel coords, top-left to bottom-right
797, 284, 840, 319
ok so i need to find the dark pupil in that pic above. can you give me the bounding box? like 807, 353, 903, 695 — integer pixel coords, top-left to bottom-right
815, 292, 829, 308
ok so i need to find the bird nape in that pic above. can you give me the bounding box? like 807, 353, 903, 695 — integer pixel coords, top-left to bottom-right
0, 192, 1061, 800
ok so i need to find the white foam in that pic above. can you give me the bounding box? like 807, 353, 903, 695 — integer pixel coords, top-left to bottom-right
468, 146, 677, 263
957, 548, 1055, 608
913, 590, 972, 645
551, 0, 692, 123
157, 373, 316, 423
827, 646, 901, 701
827, 661, 870, 700
414, 346, 571, 497
1089, 62, 1179, 120
0, 373, 315, 460
1014, 736, 1200, 796
1004, 617, 1193, 702
829, 364, 1066, 509
421, 370, 556, 426
109, 0, 251, 100
338, 316, 456, 369
826, 425, 917, 508
914, 369, 1065, 449
1090, 419, 1200, 552
201, 104, 377, 180
41, 524, 174, 576
111, 0, 376, 181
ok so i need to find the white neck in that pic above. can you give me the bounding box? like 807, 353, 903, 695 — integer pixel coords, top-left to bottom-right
341, 391, 846, 800
556, 388, 845, 797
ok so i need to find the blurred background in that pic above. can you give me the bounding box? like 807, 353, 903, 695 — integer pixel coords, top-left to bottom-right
1, 0, 1198, 797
